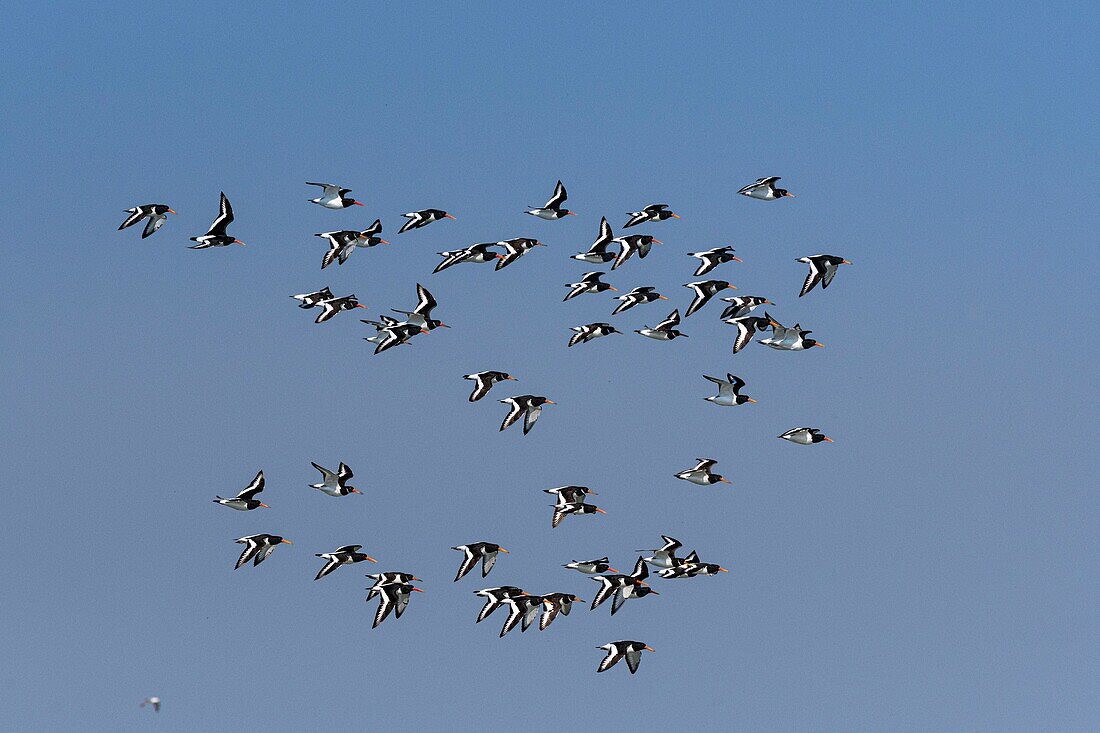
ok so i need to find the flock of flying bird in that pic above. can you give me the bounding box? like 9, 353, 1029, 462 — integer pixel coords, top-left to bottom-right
121, 174, 850, 701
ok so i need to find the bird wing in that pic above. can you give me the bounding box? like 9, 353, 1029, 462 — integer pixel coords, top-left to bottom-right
726, 373, 746, 392
481, 549, 498, 577
141, 214, 166, 239
235, 538, 262, 569
206, 192, 234, 237
337, 462, 353, 482
597, 647, 622, 672
693, 458, 717, 471
623, 211, 646, 228
414, 283, 437, 316
314, 300, 341, 324
314, 556, 340, 581
551, 504, 569, 528
800, 261, 824, 297
522, 404, 543, 435
591, 578, 617, 609
610, 588, 627, 615
254, 541, 279, 566
373, 587, 396, 628
660, 536, 683, 553
499, 599, 525, 636
454, 546, 478, 582
237, 471, 265, 501
306, 182, 340, 196
655, 309, 681, 331
544, 180, 567, 209
821, 261, 839, 289
398, 212, 424, 233
467, 374, 493, 402
684, 286, 710, 317
625, 649, 642, 674
118, 208, 146, 230
539, 598, 561, 630
499, 399, 525, 431
732, 319, 755, 353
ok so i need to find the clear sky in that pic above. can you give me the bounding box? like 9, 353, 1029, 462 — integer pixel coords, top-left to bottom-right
1, 3, 1097, 731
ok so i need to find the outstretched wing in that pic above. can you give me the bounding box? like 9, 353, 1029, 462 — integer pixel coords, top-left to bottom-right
118, 208, 145, 230
799, 262, 824, 297
597, 647, 623, 673
237, 470, 265, 501
141, 215, 166, 239
499, 400, 525, 432
544, 180, 568, 209
522, 404, 543, 435
625, 649, 643, 674
206, 192, 234, 237
235, 538, 261, 569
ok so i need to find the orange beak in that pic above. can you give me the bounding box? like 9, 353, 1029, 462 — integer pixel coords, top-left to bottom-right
842, 259, 853, 265
506, 376, 518, 381
258, 503, 270, 508
658, 295, 669, 300
545, 400, 556, 404
813, 342, 825, 348
732, 256, 744, 263
652, 239, 662, 244
379, 239, 390, 245
718, 477, 732, 484
499, 548, 510, 554
595, 508, 607, 514
281, 539, 293, 544
419, 328, 430, 335
671, 214, 681, 219
607, 568, 619, 573
608, 286, 618, 292
644, 645, 656, 652
365, 556, 378, 563
568, 211, 578, 216
823, 436, 834, 442
444, 213, 456, 220
726, 284, 738, 290
355, 304, 367, 309
412, 587, 425, 593
234, 239, 246, 246
167, 209, 177, 215
353, 201, 364, 206
746, 397, 757, 404
350, 488, 363, 494
784, 192, 796, 197
718, 567, 729, 573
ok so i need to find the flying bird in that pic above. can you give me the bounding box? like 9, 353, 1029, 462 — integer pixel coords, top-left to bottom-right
463, 371, 516, 402
758, 317, 824, 350
719, 295, 772, 320
313, 294, 365, 324
366, 572, 422, 600
399, 209, 455, 233
189, 192, 244, 249
567, 322, 620, 347
572, 217, 617, 264
637, 536, 683, 569
118, 204, 176, 239
306, 182, 364, 209
544, 485, 597, 504
370, 582, 424, 628
433, 243, 499, 273
635, 309, 688, 341
140, 697, 161, 713
499, 395, 554, 435
290, 287, 334, 309
703, 373, 756, 406
591, 558, 653, 615
309, 462, 362, 497
495, 238, 546, 270
563, 557, 617, 574
596, 641, 654, 674
737, 176, 795, 200
658, 551, 730, 578
212, 470, 269, 511
317, 220, 387, 269
624, 204, 680, 228
612, 234, 662, 270
675, 459, 731, 486
564, 272, 617, 301
233, 534, 292, 569
473, 586, 527, 623
688, 246, 742, 277
684, 280, 737, 317
612, 286, 667, 315
452, 542, 509, 582
538, 593, 583, 630
525, 180, 575, 219
778, 427, 834, 445
364, 322, 429, 354
314, 544, 377, 580
725, 315, 780, 353
392, 283, 448, 330
551, 500, 606, 528
797, 254, 852, 297
499, 594, 544, 637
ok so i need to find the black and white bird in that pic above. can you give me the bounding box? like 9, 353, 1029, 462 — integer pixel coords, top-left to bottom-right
464, 371, 517, 402
675, 459, 731, 486
309, 462, 362, 497
314, 294, 366, 324
539, 593, 583, 630
703, 373, 756, 406
306, 182, 364, 209
365, 322, 429, 354
371, 582, 424, 628
314, 544, 377, 580
433, 243, 499, 273
567, 322, 620, 347
611, 235, 662, 270
399, 209, 455, 233
499, 395, 555, 435
499, 594, 544, 637
635, 309, 688, 341
612, 286, 667, 315
452, 542, 509, 582
591, 558, 655, 615
688, 246, 742, 277
525, 180, 575, 219
564, 272, 617, 301
290, 287, 334, 309
544, 485, 597, 504
140, 697, 161, 713
189, 192, 244, 249
563, 557, 617, 574
317, 220, 387, 269
637, 536, 683, 569
212, 470, 269, 511
684, 279, 737, 317
759, 316, 824, 350
473, 586, 527, 623
778, 427, 833, 445
392, 283, 448, 330
551, 500, 606, 528
658, 551, 729, 578
366, 572, 422, 600
738, 176, 795, 200
495, 238, 546, 270
233, 534, 292, 569
596, 641, 654, 674
725, 315, 781, 353
118, 204, 176, 239
797, 254, 852, 297
572, 217, 617, 264
720, 295, 773, 320
624, 204, 680, 228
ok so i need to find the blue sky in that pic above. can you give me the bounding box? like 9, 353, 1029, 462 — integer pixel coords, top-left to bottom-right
1, 3, 1097, 731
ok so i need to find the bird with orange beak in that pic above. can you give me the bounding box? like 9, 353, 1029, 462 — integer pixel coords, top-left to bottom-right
213, 470, 269, 511
309, 461, 363, 497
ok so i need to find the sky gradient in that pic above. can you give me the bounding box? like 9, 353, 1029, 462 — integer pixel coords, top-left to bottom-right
1, 3, 1097, 731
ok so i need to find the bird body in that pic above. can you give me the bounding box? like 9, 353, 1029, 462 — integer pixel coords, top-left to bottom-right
474, 586, 526, 623
306, 181, 363, 209
573, 217, 617, 263
371, 582, 423, 628
499, 395, 554, 435
118, 204, 176, 239
635, 309, 688, 340
495, 237, 546, 270
313, 294, 365, 324
798, 254, 852, 297
637, 535, 683, 569
778, 427, 833, 445
317, 220, 387, 269
525, 180, 575, 219
758, 316, 824, 350
314, 544, 377, 580
703, 373, 756, 406
564, 272, 617, 301
612, 235, 661, 270
596, 641, 654, 674
213, 470, 269, 510
434, 243, 499, 273
563, 557, 616, 574
567, 322, 620, 347
720, 295, 772, 320
612, 286, 667, 315
452, 542, 508, 582
684, 280, 737, 317
399, 209, 455, 233
464, 371, 516, 402
309, 462, 362, 496
189, 192, 244, 248
624, 204, 679, 228
551, 500, 606, 528
675, 459, 731, 486
737, 176, 794, 200
234, 534, 292, 569
688, 246, 742, 277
